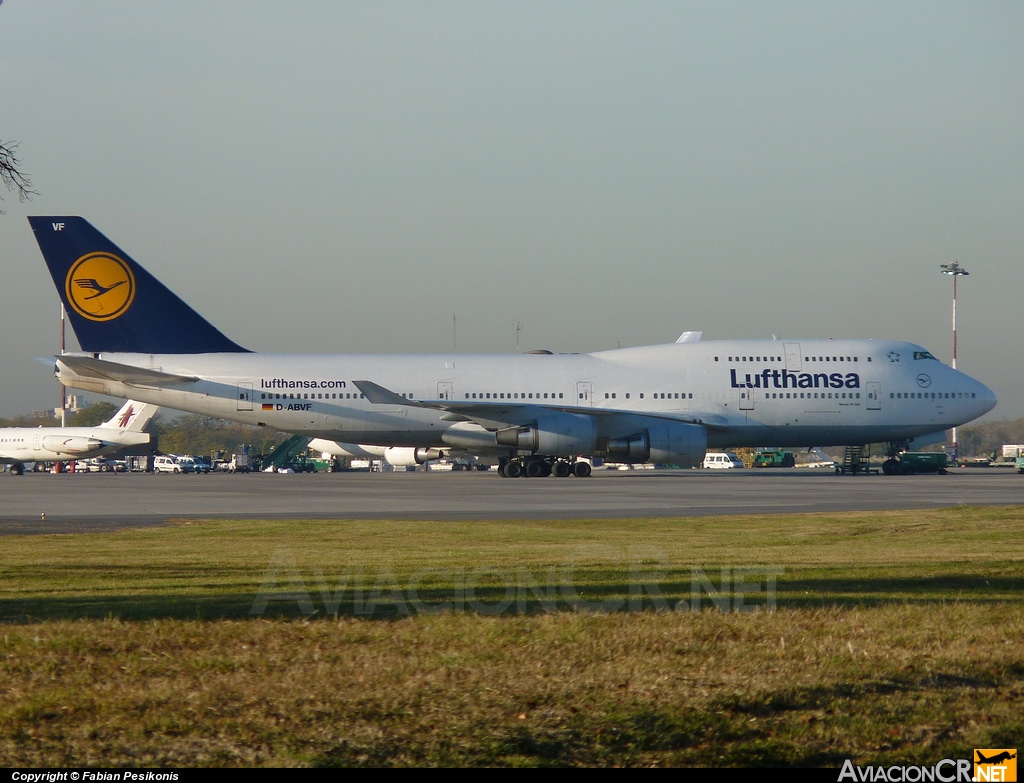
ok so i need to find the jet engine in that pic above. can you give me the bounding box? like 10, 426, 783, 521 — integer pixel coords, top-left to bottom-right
495, 413, 598, 457
381, 447, 445, 467
40, 435, 104, 455
604, 421, 706, 467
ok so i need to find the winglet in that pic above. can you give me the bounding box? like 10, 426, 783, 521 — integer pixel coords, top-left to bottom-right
352, 380, 417, 406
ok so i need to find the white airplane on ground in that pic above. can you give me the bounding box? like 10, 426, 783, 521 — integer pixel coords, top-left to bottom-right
0, 399, 157, 475
308, 438, 441, 467
29, 217, 996, 479
307, 438, 495, 470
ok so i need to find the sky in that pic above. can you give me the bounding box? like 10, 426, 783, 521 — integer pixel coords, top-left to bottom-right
1, 1, 1022, 421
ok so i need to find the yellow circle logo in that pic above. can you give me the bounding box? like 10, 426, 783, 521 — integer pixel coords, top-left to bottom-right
65, 252, 136, 321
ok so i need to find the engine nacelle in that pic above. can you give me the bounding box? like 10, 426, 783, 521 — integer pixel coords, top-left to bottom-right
41, 435, 104, 455
495, 413, 597, 457
605, 422, 706, 467
441, 421, 499, 450
382, 447, 445, 467
648, 422, 707, 467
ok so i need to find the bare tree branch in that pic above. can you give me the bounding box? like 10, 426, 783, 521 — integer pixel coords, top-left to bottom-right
0, 140, 36, 203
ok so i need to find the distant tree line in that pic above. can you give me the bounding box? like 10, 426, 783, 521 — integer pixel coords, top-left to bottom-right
148, 414, 282, 457
0, 406, 284, 458
955, 419, 1024, 459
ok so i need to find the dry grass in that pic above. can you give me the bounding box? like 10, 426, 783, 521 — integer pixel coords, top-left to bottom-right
0, 506, 1021, 766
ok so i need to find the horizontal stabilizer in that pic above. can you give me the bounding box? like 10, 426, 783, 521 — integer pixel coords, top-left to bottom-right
58, 355, 197, 386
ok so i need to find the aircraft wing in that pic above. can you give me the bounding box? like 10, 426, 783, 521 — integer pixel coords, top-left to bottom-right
352, 380, 729, 431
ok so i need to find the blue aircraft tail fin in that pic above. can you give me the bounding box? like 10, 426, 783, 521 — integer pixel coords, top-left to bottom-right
29, 216, 248, 354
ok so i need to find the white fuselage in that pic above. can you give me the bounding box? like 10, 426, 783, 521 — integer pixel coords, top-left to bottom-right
0, 426, 150, 465
57, 338, 995, 451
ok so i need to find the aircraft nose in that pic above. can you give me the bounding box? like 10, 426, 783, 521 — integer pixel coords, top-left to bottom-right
975, 380, 997, 417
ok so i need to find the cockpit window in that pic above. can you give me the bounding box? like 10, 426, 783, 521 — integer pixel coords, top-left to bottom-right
913, 351, 938, 360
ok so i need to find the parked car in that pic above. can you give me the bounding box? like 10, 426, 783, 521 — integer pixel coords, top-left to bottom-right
75, 458, 118, 472
177, 456, 210, 474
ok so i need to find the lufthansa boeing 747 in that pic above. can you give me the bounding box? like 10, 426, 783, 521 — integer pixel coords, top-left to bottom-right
29, 217, 996, 479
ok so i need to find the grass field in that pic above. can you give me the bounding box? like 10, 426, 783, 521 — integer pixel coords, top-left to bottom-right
0, 506, 1021, 766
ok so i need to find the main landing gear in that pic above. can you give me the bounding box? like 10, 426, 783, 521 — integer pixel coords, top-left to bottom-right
498, 456, 592, 478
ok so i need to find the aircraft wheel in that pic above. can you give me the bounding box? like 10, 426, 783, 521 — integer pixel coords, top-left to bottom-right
11, 463, 24, 476
552, 461, 572, 478
505, 460, 523, 478
882, 459, 899, 475
525, 460, 545, 478
573, 461, 592, 478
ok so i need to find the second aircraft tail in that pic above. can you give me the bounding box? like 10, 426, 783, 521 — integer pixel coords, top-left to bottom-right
29, 216, 248, 354
98, 400, 159, 432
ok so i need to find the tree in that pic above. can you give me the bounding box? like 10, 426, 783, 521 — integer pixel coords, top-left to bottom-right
0, 140, 35, 207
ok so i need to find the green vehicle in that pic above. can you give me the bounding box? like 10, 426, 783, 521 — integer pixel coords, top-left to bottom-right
752, 450, 795, 468
883, 452, 948, 475
283, 457, 318, 473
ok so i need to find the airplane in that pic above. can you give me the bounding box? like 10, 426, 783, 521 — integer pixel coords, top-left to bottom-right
1, 399, 157, 475
308, 439, 442, 467
28, 216, 996, 479
976, 751, 1016, 765
307, 437, 500, 471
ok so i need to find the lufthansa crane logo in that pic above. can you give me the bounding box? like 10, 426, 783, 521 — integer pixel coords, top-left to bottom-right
65, 252, 136, 321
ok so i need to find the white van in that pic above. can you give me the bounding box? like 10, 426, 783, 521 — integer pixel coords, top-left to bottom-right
702, 452, 744, 469
153, 455, 183, 474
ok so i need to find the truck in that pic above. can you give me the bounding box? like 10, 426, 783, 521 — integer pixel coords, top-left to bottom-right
886, 452, 949, 475
752, 450, 795, 468
1012, 447, 1024, 474
227, 452, 252, 473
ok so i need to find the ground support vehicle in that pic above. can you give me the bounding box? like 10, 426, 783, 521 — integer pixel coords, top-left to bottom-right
883, 452, 949, 475
752, 450, 795, 468
228, 453, 252, 473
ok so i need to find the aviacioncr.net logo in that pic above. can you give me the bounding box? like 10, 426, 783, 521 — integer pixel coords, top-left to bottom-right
65, 252, 136, 321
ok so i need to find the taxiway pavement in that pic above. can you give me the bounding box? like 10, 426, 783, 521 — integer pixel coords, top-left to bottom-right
1, 468, 1022, 535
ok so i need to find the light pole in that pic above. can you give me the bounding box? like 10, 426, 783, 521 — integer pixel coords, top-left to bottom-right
940, 262, 969, 456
